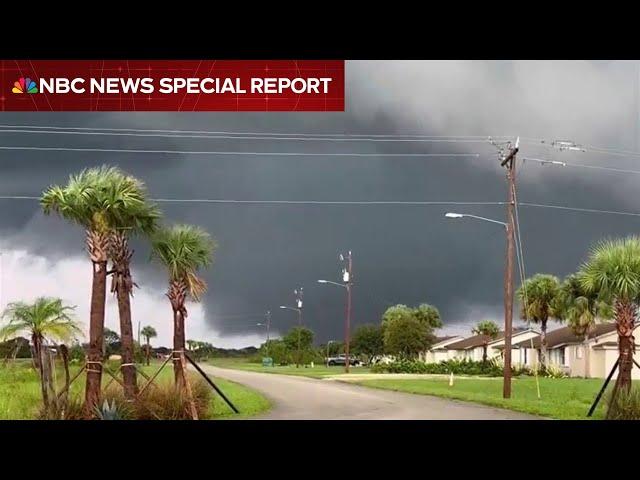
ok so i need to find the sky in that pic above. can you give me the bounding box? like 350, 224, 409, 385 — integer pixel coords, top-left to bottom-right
1, 60, 640, 348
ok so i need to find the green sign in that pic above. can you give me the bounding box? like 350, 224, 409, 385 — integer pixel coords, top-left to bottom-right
262, 357, 273, 367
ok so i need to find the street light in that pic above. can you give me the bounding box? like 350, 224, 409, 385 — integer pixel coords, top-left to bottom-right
317, 250, 353, 373
445, 212, 507, 228
256, 310, 271, 359
326, 340, 335, 367
445, 211, 514, 398
280, 288, 303, 368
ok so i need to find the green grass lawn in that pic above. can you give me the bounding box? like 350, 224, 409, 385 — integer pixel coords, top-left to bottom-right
0, 359, 270, 420
352, 376, 613, 419
208, 357, 371, 379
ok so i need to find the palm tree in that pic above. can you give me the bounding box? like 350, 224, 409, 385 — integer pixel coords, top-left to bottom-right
472, 320, 500, 363
151, 224, 215, 387
517, 273, 562, 368
107, 175, 160, 399
140, 325, 157, 366
41, 165, 160, 412
556, 274, 613, 378
579, 237, 640, 392
0, 297, 81, 409
186, 339, 197, 351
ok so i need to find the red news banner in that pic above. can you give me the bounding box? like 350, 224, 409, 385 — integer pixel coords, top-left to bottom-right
0, 60, 345, 111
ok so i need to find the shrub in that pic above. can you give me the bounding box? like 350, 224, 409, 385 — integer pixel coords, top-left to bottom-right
606, 386, 640, 420
370, 358, 506, 376
51, 375, 213, 420
543, 365, 567, 379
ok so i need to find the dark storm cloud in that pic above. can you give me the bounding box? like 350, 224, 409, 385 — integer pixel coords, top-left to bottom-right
1, 61, 640, 344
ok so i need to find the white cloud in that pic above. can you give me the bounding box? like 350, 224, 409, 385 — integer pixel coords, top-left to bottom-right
0, 246, 263, 349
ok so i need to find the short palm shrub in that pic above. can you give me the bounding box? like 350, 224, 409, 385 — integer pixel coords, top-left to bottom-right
606, 386, 640, 420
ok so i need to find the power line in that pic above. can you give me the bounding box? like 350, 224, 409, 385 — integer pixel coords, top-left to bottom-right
0, 128, 499, 144
0, 123, 514, 140
0, 195, 504, 206
2, 194, 640, 217
519, 202, 640, 218
521, 138, 640, 160
524, 156, 640, 175
0, 146, 481, 158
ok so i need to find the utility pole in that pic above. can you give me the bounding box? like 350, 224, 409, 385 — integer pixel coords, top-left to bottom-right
295, 288, 304, 368
500, 137, 519, 399
341, 251, 353, 374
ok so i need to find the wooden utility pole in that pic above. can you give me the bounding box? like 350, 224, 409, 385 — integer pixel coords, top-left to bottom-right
500, 137, 519, 399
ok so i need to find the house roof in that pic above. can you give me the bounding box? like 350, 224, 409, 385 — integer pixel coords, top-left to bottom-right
431, 336, 463, 349
511, 323, 617, 349
446, 328, 527, 351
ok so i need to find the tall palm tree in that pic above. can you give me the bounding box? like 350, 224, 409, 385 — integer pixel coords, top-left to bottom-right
0, 297, 81, 409
556, 274, 613, 378
580, 237, 640, 392
107, 175, 160, 398
517, 273, 562, 368
41, 165, 159, 412
140, 325, 157, 366
151, 224, 215, 387
472, 320, 500, 363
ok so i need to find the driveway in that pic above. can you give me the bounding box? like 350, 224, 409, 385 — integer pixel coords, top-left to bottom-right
200, 364, 542, 420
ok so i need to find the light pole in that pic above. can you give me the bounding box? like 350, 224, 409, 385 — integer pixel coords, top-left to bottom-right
317, 250, 353, 373
256, 310, 271, 358
280, 288, 303, 368
445, 211, 514, 398
326, 340, 335, 367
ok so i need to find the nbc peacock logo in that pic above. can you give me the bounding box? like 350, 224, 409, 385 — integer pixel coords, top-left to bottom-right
12, 77, 38, 94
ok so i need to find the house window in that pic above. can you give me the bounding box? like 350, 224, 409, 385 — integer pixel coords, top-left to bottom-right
559, 347, 566, 366
523, 348, 528, 364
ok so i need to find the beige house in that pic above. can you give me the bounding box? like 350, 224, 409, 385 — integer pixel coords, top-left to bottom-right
420, 336, 463, 363
510, 323, 640, 379
441, 328, 538, 363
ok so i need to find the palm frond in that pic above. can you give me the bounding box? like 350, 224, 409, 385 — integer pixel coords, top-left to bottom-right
0, 297, 82, 343
151, 224, 216, 300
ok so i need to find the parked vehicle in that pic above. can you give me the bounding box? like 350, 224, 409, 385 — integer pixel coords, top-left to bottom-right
326, 354, 361, 366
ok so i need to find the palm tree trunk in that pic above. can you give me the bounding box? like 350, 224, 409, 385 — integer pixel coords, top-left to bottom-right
146, 338, 150, 366
111, 231, 138, 399
33, 334, 49, 410
613, 300, 635, 393
84, 229, 109, 417
31, 333, 41, 370
59, 344, 70, 412
540, 320, 548, 369
482, 344, 487, 363
169, 280, 188, 387
583, 336, 590, 379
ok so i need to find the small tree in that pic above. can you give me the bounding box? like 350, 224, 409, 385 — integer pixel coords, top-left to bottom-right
351, 324, 384, 365
384, 316, 434, 360
140, 325, 157, 366
103, 328, 120, 358
0, 297, 81, 413
472, 320, 500, 363
579, 237, 640, 394
414, 304, 443, 329
517, 274, 562, 368
283, 326, 314, 366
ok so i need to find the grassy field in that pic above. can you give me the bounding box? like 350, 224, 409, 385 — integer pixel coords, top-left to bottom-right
208, 357, 372, 379
0, 360, 270, 420
352, 376, 614, 419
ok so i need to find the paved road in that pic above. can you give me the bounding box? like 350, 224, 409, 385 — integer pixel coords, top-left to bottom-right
201, 365, 542, 420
